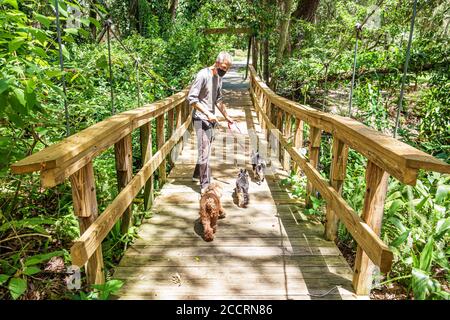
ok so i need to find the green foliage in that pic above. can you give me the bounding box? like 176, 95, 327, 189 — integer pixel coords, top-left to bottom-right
354, 83, 389, 131
0, 250, 65, 299
71, 279, 124, 300
382, 172, 450, 299
1, 0, 238, 300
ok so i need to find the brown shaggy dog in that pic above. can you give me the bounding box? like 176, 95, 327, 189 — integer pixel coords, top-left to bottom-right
199, 183, 225, 241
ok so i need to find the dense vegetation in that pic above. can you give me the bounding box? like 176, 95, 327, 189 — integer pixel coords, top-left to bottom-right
0, 0, 448, 300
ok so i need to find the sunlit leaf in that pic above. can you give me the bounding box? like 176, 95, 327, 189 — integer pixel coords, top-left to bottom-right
0, 79, 10, 95
0, 274, 10, 286
419, 237, 434, 272
3, 0, 18, 10
8, 38, 25, 52
34, 13, 51, 28
23, 266, 40, 276
25, 251, 64, 266
387, 199, 403, 215
435, 185, 450, 204
8, 278, 27, 300
391, 230, 410, 247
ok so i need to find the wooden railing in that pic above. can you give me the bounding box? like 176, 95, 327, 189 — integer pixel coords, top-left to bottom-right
11, 89, 192, 285
248, 65, 450, 295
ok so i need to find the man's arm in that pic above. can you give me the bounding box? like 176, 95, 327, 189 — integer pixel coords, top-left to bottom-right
216, 100, 233, 124
192, 102, 217, 122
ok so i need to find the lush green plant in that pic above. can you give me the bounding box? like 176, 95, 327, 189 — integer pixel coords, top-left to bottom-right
0, 250, 66, 299
382, 172, 450, 299
71, 279, 124, 300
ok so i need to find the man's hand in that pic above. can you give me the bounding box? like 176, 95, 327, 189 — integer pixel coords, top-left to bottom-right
207, 112, 218, 123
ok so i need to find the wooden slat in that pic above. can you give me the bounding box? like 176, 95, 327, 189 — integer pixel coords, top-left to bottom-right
353, 161, 391, 293
118, 254, 350, 267
306, 126, 321, 208
69, 162, 104, 285
251, 89, 393, 272
293, 117, 304, 174
140, 121, 154, 210
11, 90, 188, 176
113, 265, 353, 280
70, 114, 192, 267
69, 161, 98, 218
248, 66, 450, 183
167, 108, 174, 167
156, 113, 167, 186
324, 138, 348, 241
114, 134, 133, 234
282, 113, 292, 171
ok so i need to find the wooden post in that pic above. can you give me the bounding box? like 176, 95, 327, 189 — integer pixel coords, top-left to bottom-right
69, 161, 104, 285
260, 96, 269, 131
353, 160, 390, 295
114, 134, 133, 234
283, 113, 292, 171
276, 109, 283, 163
175, 104, 182, 157
186, 99, 193, 133
167, 108, 174, 167
266, 102, 273, 142
156, 113, 167, 186
257, 89, 265, 127
140, 121, 154, 210
293, 117, 304, 174
324, 138, 349, 240
305, 126, 321, 208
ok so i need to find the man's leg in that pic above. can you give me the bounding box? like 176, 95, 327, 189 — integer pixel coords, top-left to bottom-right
194, 120, 212, 191
193, 120, 202, 181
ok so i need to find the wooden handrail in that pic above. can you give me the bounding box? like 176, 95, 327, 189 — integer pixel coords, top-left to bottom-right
11, 89, 188, 185
70, 113, 192, 267
251, 85, 393, 272
10, 90, 191, 285
249, 66, 449, 185
249, 65, 450, 295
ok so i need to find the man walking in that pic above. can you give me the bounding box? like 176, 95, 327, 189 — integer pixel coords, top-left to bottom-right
188, 52, 234, 194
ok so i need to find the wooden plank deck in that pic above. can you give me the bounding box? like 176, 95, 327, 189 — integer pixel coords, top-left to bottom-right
112, 63, 365, 300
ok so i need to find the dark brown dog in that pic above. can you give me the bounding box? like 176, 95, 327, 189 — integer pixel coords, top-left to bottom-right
199, 183, 225, 241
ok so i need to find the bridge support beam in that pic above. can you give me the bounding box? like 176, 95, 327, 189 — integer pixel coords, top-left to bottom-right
69, 161, 104, 285
324, 138, 348, 241
305, 126, 321, 208
140, 121, 154, 210
293, 117, 303, 174
167, 109, 175, 168
157, 113, 167, 187
353, 161, 389, 295
282, 113, 292, 171
115, 134, 133, 234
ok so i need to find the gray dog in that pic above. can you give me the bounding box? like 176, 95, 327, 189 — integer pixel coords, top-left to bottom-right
251, 151, 266, 185
235, 169, 249, 208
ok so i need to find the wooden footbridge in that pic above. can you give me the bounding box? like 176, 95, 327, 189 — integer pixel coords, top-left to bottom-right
11, 62, 450, 300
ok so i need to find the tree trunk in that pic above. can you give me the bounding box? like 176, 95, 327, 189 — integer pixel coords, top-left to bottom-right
169, 0, 179, 22
292, 0, 320, 22
252, 36, 259, 72
291, 0, 320, 50
128, 0, 139, 33
270, 0, 293, 88
263, 38, 269, 83
89, 1, 97, 40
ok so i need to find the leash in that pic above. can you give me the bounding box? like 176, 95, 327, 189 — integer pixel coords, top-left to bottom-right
226, 121, 247, 150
